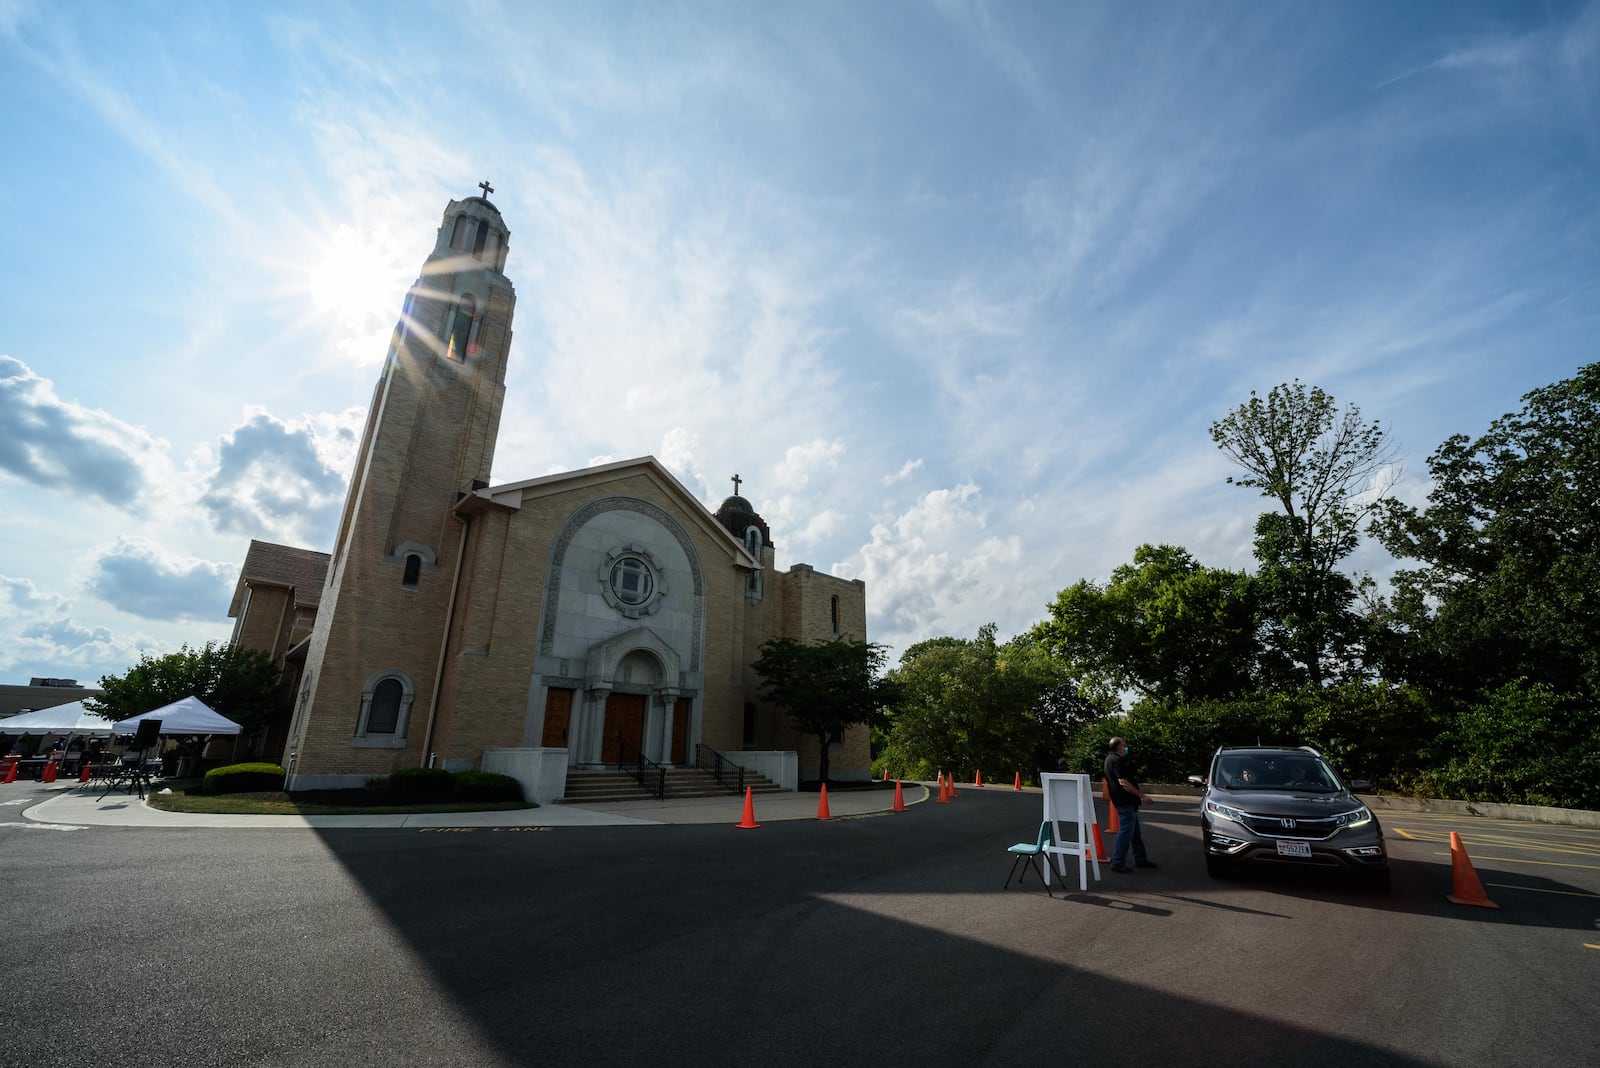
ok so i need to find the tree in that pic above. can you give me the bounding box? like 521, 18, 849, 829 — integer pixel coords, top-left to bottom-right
875, 625, 1098, 781
1373, 362, 1600, 702
752, 637, 896, 784
1210, 381, 1396, 684
88, 642, 281, 736
1032, 544, 1259, 704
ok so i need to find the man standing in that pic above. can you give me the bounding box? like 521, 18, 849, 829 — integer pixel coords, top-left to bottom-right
1104, 737, 1156, 873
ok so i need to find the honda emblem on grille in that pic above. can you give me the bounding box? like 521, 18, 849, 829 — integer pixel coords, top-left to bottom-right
1280, 818, 1296, 829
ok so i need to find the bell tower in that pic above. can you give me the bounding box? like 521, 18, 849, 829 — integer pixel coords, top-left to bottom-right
284, 188, 516, 789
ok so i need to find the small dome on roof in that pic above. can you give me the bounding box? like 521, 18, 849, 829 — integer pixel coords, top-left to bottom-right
713, 485, 771, 550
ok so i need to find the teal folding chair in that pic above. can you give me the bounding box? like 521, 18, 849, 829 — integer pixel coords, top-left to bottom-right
1004, 820, 1055, 897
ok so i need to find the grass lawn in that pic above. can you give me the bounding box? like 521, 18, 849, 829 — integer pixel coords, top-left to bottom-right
146, 785, 539, 817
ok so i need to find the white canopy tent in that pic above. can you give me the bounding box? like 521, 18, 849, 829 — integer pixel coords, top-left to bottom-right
112, 696, 242, 736
0, 700, 116, 736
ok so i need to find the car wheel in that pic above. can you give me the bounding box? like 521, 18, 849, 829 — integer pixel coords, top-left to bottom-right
1205, 854, 1230, 879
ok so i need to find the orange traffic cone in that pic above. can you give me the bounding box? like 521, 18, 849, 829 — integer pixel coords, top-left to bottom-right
1013, 772, 1023, 791
817, 783, 832, 821
78, 760, 92, 783
735, 786, 761, 829
1105, 799, 1121, 833
1445, 832, 1500, 909
41, 759, 58, 784
937, 775, 951, 804
2, 760, 17, 784
1090, 821, 1110, 862
892, 779, 906, 812
975, 770, 983, 788
948, 775, 958, 799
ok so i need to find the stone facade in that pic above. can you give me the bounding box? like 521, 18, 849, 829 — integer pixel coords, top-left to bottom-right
228, 195, 870, 791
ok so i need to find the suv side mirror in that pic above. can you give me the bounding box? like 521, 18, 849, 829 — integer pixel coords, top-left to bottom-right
1348, 779, 1372, 792
1186, 775, 1207, 787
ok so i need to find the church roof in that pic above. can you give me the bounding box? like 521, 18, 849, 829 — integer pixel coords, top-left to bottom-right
461, 456, 760, 568
227, 540, 331, 617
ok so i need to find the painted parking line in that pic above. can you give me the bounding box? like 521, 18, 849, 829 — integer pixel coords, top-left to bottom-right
1392, 827, 1418, 840
1432, 851, 1600, 871
1585, 944, 1600, 951
1483, 882, 1600, 899
1408, 834, 1600, 858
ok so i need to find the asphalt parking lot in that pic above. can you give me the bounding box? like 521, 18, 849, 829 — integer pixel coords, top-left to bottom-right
1, 782, 1596, 1067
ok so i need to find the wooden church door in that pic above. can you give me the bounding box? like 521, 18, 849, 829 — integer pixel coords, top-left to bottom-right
602, 693, 647, 764
541, 688, 573, 748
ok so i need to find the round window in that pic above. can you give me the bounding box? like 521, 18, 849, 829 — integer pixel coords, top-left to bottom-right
609, 557, 654, 606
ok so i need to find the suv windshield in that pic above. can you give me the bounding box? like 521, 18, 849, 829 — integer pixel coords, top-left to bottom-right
1214, 753, 1340, 792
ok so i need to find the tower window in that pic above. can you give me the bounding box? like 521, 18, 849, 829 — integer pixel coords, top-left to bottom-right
472, 219, 489, 258
402, 554, 421, 588
831, 595, 841, 635
447, 295, 476, 360
450, 215, 472, 251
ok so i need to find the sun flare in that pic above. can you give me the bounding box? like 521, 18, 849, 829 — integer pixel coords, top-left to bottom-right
301, 224, 417, 359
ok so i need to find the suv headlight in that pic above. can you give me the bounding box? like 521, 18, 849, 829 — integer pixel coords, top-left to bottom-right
1205, 800, 1249, 825
1332, 805, 1372, 829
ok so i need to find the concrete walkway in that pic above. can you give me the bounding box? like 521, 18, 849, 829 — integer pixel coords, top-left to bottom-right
18, 779, 934, 829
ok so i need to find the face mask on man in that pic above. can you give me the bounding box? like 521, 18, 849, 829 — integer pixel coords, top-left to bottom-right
1123, 746, 1133, 757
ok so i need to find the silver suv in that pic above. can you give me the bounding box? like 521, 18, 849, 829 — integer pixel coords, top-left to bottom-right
1188, 746, 1390, 892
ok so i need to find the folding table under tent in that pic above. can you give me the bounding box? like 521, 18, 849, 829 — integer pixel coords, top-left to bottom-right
0, 700, 116, 736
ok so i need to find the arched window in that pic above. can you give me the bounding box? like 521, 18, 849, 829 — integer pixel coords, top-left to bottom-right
446, 295, 476, 360
472, 219, 489, 258
831, 595, 841, 636
367, 680, 403, 734
354, 671, 416, 748
402, 554, 422, 588
450, 215, 473, 251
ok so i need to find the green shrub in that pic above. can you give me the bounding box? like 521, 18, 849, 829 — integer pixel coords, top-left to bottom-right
387, 766, 454, 794
202, 762, 286, 795
451, 770, 523, 802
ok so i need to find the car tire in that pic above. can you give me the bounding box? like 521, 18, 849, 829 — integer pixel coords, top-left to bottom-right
1205, 854, 1231, 879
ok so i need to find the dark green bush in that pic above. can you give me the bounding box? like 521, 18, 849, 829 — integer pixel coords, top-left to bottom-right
387, 766, 454, 794
202, 762, 286, 795
451, 770, 523, 802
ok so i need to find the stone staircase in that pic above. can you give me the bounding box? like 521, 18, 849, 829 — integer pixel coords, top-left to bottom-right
559, 767, 785, 803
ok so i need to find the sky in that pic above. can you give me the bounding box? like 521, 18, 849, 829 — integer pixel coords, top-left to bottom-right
1, 0, 1597, 689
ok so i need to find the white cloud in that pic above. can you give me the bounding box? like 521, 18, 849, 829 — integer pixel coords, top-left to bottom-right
0, 355, 169, 511
0, 575, 65, 615
775, 438, 846, 491
197, 407, 361, 548
883, 458, 923, 485
88, 538, 235, 622
840, 482, 1025, 651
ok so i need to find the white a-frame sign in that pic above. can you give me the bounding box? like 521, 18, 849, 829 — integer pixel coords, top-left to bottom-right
1039, 772, 1102, 892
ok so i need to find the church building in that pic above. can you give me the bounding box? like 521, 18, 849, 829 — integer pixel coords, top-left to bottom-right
227, 190, 870, 800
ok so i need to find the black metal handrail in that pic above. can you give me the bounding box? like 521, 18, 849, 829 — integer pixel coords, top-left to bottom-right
693, 743, 745, 795
616, 736, 666, 800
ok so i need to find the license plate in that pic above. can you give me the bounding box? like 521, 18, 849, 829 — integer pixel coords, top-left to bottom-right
1276, 840, 1312, 858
